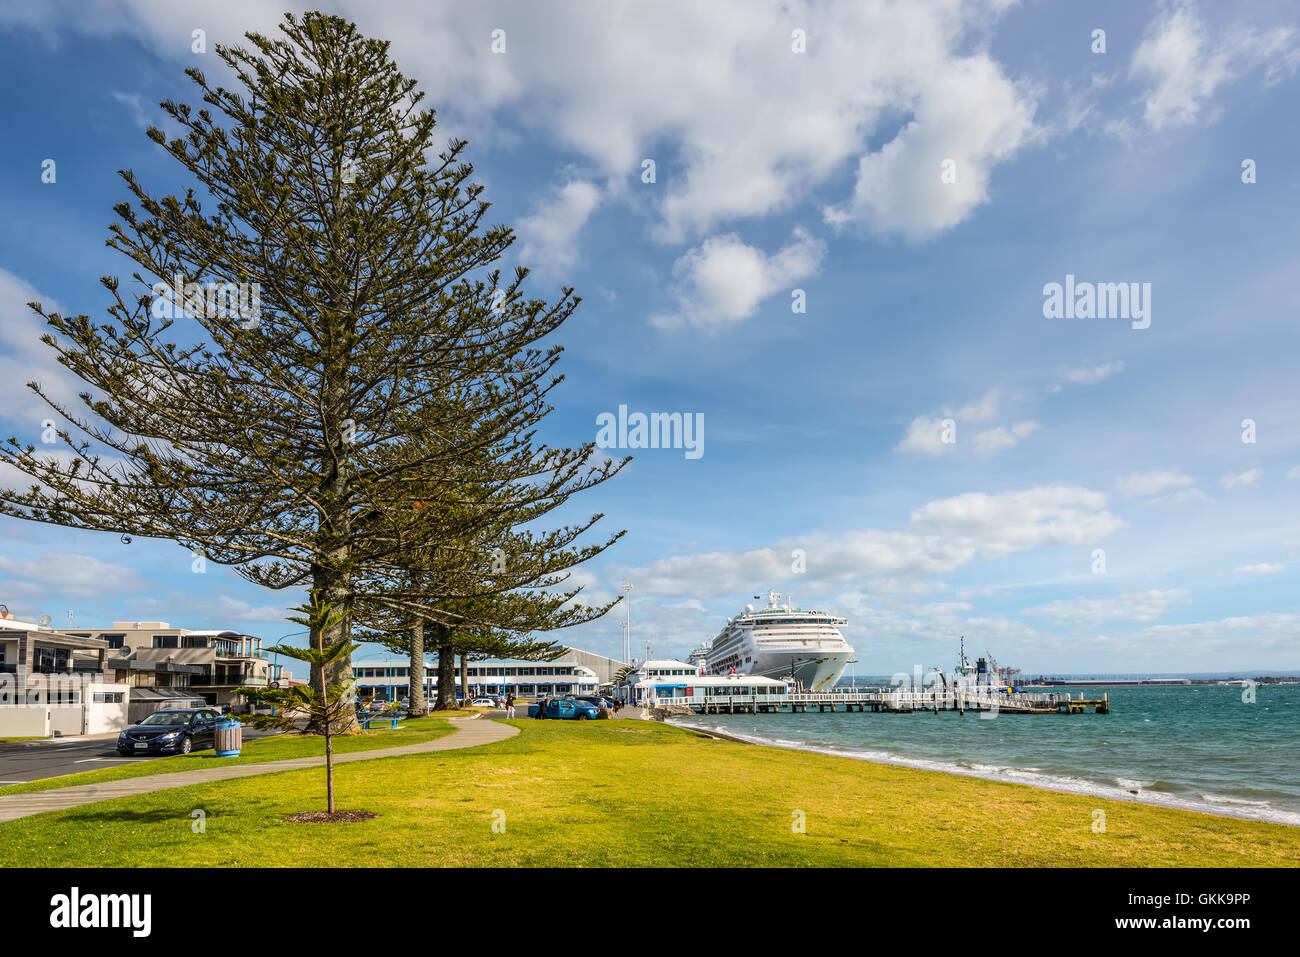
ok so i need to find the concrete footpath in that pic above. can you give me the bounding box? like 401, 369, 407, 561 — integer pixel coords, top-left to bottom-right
0, 715, 517, 824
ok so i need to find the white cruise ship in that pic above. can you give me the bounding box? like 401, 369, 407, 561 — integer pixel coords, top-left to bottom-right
700, 591, 853, 691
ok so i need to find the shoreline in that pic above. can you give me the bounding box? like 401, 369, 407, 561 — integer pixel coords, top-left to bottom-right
666, 716, 1300, 829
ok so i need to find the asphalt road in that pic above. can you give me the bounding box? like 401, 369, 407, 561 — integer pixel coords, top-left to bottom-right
0, 729, 281, 784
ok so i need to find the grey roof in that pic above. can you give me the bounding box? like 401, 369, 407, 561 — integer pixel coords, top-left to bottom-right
129, 688, 207, 702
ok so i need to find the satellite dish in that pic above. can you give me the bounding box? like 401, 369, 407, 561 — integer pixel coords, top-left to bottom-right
120, 534, 132, 544
38, 615, 52, 627
119, 646, 131, 656
745, 604, 755, 613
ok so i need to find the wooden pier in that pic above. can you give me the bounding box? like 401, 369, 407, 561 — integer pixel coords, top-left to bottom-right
649, 689, 1109, 717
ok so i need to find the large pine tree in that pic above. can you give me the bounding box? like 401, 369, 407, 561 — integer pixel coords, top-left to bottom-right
0, 12, 622, 704
352, 406, 626, 715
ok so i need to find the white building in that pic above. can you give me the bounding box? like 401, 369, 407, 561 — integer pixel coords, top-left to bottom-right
623, 658, 791, 704
0, 613, 129, 737
352, 654, 601, 702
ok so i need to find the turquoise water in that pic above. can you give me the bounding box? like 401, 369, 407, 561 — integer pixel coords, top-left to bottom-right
671, 684, 1300, 825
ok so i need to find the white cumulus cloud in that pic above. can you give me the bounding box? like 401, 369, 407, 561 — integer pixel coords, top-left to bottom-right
1228, 562, 1284, 575
0, 0, 1041, 248
1022, 589, 1191, 624
649, 228, 825, 332
1221, 468, 1262, 490
516, 178, 603, 277
1116, 469, 1194, 498
1130, 0, 1300, 132
895, 388, 1000, 455
973, 420, 1039, 456
1064, 360, 1125, 385
615, 484, 1123, 596
824, 51, 1037, 241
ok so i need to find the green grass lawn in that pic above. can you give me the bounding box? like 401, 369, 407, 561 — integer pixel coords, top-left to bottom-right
0, 715, 457, 797
2, 719, 1297, 867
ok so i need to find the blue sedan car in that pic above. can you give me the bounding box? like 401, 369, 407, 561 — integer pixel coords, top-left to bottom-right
528, 697, 601, 720
117, 708, 223, 756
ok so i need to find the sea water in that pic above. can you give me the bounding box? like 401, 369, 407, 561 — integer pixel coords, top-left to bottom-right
670, 683, 1300, 826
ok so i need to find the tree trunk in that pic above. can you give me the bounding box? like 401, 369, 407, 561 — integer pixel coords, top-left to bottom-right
320, 661, 335, 813
460, 653, 469, 705
325, 732, 335, 814
407, 617, 427, 718
310, 563, 358, 730
434, 633, 457, 710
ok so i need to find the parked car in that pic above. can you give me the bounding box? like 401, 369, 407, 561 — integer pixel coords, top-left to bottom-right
117, 708, 224, 756
575, 695, 615, 710
527, 697, 600, 720
469, 697, 497, 707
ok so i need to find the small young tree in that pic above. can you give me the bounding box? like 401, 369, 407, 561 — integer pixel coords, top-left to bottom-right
238, 593, 358, 815
613, 664, 636, 704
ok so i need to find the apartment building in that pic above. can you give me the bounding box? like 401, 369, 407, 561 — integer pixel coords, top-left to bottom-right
0, 612, 129, 736
68, 621, 283, 712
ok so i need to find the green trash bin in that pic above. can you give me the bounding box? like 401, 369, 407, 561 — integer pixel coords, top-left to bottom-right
214, 717, 243, 757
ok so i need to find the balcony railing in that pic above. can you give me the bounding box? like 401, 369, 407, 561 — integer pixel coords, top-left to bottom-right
192, 674, 267, 687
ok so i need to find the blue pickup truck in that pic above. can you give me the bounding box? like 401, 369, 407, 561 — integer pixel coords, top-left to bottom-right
528, 697, 602, 720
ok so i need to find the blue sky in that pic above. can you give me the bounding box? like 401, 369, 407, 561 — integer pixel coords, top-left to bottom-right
1, 0, 1298, 673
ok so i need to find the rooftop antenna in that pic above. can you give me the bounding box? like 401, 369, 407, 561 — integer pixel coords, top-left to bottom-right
67, 610, 75, 629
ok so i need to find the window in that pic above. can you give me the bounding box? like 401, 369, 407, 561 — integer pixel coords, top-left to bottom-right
181, 635, 208, 648
35, 647, 69, 673
152, 635, 179, 649
93, 692, 124, 703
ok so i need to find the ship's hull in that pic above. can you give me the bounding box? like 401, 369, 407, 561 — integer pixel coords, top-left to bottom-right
704, 647, 851, 691
748, 649, 851, 691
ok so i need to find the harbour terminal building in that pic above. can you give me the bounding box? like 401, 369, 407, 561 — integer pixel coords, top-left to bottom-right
353, 646, 628, 702
625, 658, 791, 705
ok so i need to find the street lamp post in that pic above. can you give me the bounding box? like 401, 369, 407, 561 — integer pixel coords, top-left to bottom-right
620, 581, 633, 665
